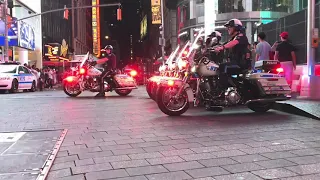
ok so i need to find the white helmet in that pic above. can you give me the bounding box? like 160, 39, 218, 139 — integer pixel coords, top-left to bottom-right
224, 19, 243, 31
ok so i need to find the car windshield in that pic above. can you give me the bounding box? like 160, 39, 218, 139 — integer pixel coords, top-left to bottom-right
0, 65, 17, 73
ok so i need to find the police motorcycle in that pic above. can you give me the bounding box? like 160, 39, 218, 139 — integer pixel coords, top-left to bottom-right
146, 44, 188, 101
63, 52, 137, 97
155, 29, 291, 116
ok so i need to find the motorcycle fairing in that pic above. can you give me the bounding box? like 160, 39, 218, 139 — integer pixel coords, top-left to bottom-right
114, 74, 137, 88
248, 73, 291, 96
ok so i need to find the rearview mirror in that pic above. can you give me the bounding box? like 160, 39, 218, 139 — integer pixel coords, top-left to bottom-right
19, 71, 24, 74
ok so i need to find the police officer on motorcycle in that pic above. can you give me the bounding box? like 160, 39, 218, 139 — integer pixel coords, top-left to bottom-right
90, 45, 117, 97
206, 31, 224, 64
214, 19, 250, 70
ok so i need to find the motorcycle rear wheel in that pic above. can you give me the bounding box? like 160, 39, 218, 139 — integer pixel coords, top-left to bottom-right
115, 89, 132, 96
63, 84, 82, 97
157, 86, 189, 116
248, 102, 273, 113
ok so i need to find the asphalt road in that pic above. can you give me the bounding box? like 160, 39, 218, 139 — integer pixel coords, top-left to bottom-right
1, 88, 320, 180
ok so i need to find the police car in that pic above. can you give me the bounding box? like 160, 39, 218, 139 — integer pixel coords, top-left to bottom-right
0, 62, 37, 93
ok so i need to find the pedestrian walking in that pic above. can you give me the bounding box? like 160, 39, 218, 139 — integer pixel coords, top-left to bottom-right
274, 32, 297, 85
255, 32, 272, 61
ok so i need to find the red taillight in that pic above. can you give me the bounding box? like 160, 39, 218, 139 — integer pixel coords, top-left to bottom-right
66, 76, 74, 82
130, 70, 137, 77
276, 68, 284, 73
79, 68, 86, 75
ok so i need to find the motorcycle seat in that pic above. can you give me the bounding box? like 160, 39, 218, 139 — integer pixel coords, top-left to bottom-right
224, 65, 242, 75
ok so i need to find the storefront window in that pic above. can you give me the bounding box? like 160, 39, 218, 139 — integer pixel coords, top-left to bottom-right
252, 0, 293, 13
196, 3, 204, 17
218, 0, 246, 13
298, 0, 320, 11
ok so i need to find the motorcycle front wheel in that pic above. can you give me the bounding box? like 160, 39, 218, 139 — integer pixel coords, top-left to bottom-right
157, 86, 189, 116
63, 83, 82, 97
146, 81, 153, 98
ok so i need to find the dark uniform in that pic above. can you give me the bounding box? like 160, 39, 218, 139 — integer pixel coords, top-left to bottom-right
227, 32, 249, 70
98, 53, 117, 94
218, 32, 249, 88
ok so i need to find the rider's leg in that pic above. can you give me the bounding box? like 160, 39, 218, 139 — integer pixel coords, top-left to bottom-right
96, 69, 109, 97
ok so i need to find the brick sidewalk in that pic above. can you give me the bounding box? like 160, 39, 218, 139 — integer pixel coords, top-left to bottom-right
1, 89, 320, 180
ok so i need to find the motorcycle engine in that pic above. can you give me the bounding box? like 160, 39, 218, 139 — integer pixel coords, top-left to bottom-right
201, 76, 220, 98
224, 87, 241, 105
84, 77, 95, 89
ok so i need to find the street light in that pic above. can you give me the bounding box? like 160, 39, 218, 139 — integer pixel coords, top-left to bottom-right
105, 36, 109, 39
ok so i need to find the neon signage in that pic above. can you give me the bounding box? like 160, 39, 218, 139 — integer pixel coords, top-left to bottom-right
92, 0, 101, 57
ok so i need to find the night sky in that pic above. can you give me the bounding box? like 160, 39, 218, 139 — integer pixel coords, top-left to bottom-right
100, 0, 141, 67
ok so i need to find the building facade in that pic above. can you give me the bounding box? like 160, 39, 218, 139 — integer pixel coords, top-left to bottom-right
163, 0, 178, 54
175, 0, 310, 45
72, 0, 93, 55
41, 0, 92, 69
1, 0, 42, 67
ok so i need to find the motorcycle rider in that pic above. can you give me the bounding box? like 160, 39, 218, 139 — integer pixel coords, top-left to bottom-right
213, 19, 249, 88
206, 31, 224, 64
214, 18, 250, 70
90, 45, 117, 97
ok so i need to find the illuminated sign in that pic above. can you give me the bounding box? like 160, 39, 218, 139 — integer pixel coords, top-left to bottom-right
45, 44, 61, 59
92, 0, 101, 57
151, 0, 161, 24
52, 46, 59, 55
140, 15, 147, 39
60, 39, 68, 57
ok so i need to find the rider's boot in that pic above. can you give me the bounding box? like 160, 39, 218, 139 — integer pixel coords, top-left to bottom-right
95, 80, 105, 97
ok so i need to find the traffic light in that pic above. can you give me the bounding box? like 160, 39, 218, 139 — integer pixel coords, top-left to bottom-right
63, 5, 69, 20
117, 7, 122, 21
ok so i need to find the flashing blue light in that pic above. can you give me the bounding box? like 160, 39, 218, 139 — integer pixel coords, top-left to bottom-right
260, 75, 274, 77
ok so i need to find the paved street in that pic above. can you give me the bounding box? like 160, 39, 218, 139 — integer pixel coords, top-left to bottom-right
1, 88, 320, 180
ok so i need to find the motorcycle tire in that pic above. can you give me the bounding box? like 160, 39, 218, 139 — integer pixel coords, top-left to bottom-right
247, 102, 273, 113
150, 82, 158, 101
146, 81, 152, 98
115, 89, 132, 96
157, 86, 189, 116
63, 85, 82, 97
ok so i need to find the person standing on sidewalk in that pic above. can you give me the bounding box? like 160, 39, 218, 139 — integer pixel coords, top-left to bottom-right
255, 32, 272, 62
274, 32, 297, 86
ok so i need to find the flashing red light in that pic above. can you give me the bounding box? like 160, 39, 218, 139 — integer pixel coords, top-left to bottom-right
130, 70, 137, 77
79, 68, 86, 75
66, 76, 74, 83
168, 80, 174, 86
182, 50, 188, 56
276, 68, 284, 73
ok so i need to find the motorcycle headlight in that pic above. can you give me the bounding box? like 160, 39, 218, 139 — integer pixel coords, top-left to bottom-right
178, 60, 188, 69
191, 66, 196, 73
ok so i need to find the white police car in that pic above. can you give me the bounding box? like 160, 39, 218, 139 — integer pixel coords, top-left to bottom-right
0, 62, 37, 93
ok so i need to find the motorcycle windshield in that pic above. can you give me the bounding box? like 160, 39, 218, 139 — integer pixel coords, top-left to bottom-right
80, 52, 90, 68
